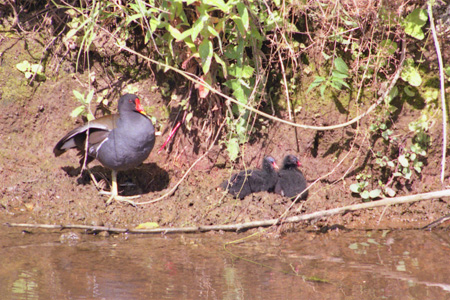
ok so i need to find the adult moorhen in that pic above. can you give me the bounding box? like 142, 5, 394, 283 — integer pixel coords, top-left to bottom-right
275, 154, 308, 200
221, 156, 279, 199
54, 94, 155, 204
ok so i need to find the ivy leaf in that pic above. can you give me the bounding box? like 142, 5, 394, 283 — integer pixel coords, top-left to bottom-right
403, 8, 428, 40
401, 59, 422, 87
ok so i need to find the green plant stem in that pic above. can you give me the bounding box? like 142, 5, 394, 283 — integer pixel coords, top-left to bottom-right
427, 1, 447, 184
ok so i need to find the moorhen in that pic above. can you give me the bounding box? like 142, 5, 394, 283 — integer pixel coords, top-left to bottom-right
275, 155, 308, 200
54, 94, 155, 204
221, 156, 279, 199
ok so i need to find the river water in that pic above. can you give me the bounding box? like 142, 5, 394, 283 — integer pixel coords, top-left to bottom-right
1, 225, 450, 299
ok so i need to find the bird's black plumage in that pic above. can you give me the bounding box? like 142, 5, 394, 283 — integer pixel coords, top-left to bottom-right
275, 155, 308, 200
222, 156, 279, 199
54, 94, 155, 203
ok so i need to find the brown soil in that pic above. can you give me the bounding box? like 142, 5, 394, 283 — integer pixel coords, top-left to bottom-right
1, 36, 449, 232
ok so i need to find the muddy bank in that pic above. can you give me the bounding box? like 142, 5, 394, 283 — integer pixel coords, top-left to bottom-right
1, 36, 449, 232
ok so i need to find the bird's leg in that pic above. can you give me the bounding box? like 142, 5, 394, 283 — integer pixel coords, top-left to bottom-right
84, 167, 101, 190
101, 170, 140, 206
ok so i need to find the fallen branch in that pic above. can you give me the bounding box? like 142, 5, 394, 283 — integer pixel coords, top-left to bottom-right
5, 189, 450, 233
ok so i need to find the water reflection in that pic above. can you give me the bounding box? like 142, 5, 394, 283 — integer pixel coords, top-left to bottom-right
1, 227, 450, 299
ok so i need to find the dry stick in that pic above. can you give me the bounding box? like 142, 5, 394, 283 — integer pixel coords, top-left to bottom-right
134, 120, 226, 205
427, 2, 447, 184
113, 37, 406, 131
278, 47, 292, 120
6, 189, 450, 233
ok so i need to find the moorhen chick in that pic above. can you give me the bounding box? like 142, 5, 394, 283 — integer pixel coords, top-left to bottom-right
54, 94, 155, 204
221, 156, 279, 199
275, 154, 308, 200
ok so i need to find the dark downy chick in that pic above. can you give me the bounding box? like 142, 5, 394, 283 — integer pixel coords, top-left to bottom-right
222, 156, 279, 199
275, 155, 308, 200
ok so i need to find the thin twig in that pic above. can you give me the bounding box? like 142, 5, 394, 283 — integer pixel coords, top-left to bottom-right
278, 48, 292, 120
427, 2, 447, 183
6, 189, 450, 234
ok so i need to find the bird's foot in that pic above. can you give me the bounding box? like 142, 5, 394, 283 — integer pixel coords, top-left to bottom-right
99, 190, 140, 206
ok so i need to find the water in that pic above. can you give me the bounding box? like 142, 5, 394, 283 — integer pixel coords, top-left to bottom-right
1, 225, 450, 299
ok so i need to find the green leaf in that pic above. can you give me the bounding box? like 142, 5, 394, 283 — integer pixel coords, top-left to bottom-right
191, 16, 205, 41
385, 187, 396, 197
236, 3, 249, 31
386, 86, 399, 104
16, 60, 30, 72
330, 80, 343, 90
241, 65, 254, 79
401, 59, 422, 87
167, 25, 191, 41
445, 66, 450, 77
86, 90, 94, 104
214, 53, 228, 77
361, 190, 370, 199
403, 8, 428, 40
198, 39, 213, 74
232, 15, 246, 37
73, 90, 84, 102
369, 189, 381, 198
403, 167, 412, 180
185, 112, 193, 131
404, 86, 415, 97
380, 39, 398, 55
320, 84, 327, 98
207, 25, 222, 53
398, 155, 409, 167
227, 137, 240, 161
322, 52, 331, 60
30, 63, 42, 74
149, 18, 158, 32
204, 0, 230, 13
86, 113, 95, 121
70, 105, 85, 118
306, 76, 325, 94
334, 57, 349, 74
331, 70, 349, 79
350, 183, 361, 193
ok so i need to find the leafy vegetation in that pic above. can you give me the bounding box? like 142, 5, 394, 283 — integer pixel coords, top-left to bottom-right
3, 0, 446, 202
